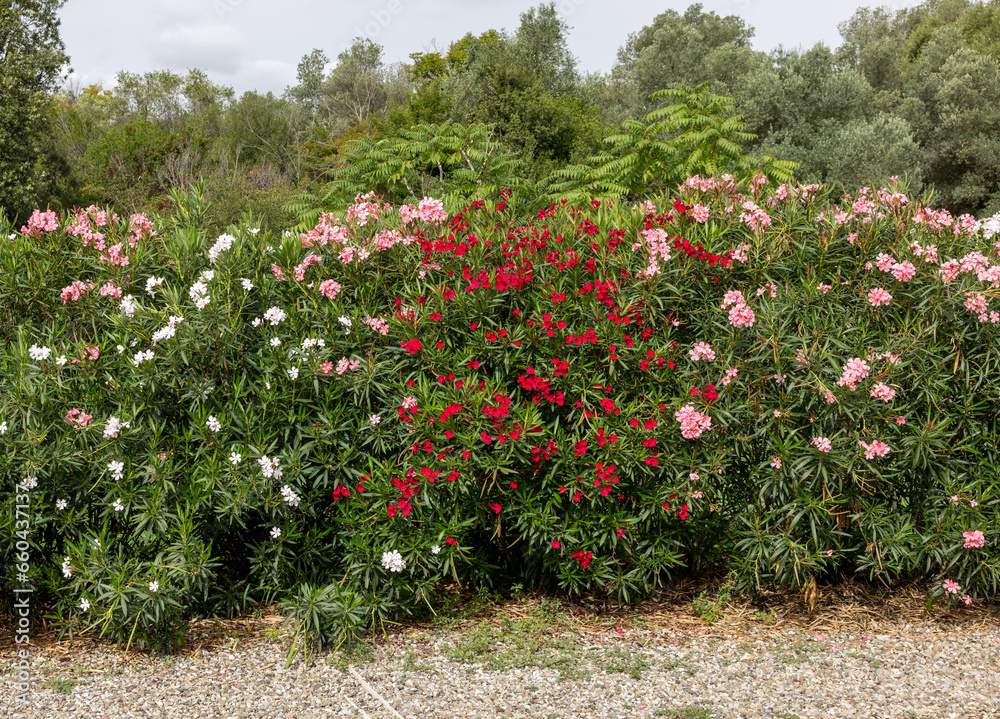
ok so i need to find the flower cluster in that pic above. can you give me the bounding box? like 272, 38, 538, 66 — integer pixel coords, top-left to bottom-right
381, 550, 406, 572
675, 404, 712, 439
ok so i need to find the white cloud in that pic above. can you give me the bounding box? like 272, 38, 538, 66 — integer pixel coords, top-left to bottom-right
151, 24, 244, 76
239, 59, 296, 93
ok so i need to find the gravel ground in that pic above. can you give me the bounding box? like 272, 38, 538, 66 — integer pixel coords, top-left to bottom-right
3, 608, 1000, 719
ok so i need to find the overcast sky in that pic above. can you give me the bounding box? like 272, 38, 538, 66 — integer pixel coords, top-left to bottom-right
58, 0, 924, 96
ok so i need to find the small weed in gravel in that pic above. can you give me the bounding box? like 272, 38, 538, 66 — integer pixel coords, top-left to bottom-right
598, 648, 650, 679
655, 707, 715, 718
402, 648, 436, 673
44, 677, 79, 694
328, 643, 373, 671
446, 600, 591, 681
433, 586, 502, 629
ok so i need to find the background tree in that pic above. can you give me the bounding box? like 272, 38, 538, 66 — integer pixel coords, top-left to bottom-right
0, 0, 70, 221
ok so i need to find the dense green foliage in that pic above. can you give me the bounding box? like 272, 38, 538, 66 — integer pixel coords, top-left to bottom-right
2, 178, 998, 655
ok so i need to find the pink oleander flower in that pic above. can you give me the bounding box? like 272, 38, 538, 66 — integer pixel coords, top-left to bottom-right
634, 227, 673, 278
293, 252, 322, 281
770, 457, 782, 469
962, 594, 973, 606
939, 259, 961, 282
858, 440, 890, 460
363, 315, 390, 335
21, 209, 59, 237
811, 436, 832, 452
963, 530, 985, 549
300, 213, 351, 247
868, 287, 892, 306
374, 228, 406, 251
818, 283, 832, 293
729, 303, 756, 328
335, 357, 361, 375
319, 279, 342, 299
875, 253, 896, 272
689, 342, 715, 362
721, 367, 739, 385
345, 192, 382, 226
60, 280, 95, 305
674, 404, 712, 439
721, 290, 745, 309
398, 204, 418, 225
896, 416, 906, 425
837, 357, 871, 391
99, 281, 122, 298
891, 261, 916, 282
943, 579, 961, 594
65, 408, 94, 428
739, 201, 771, 231
964, 293, 989, 316
729, 242, 750, 264
99, 243, 129, 267
870, 383, 896, 402
417, 197, 448, 224
690, 204, 710, 223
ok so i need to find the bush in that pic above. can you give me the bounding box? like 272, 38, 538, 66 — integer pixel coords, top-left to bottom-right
1, 178, 998, 652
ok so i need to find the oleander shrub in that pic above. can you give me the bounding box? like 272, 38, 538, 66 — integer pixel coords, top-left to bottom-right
1, 175, 999, 651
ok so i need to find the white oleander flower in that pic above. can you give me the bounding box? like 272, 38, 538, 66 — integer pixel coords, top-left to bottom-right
104, 416, 130, 439
120, 295, 139, 316
280, 485, 300, 507
380, 550, 405, 572
208, 234, 235, 263
263, 306, 286, 325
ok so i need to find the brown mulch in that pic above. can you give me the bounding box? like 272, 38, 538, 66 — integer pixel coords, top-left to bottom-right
2, 576, 996, 664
